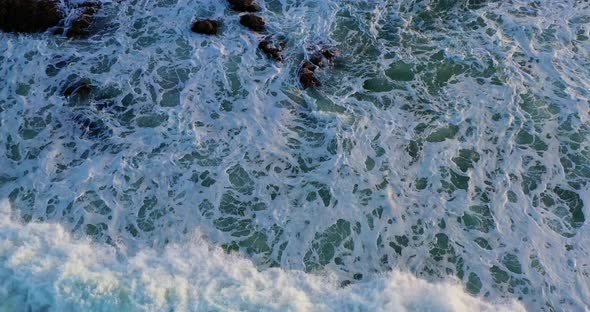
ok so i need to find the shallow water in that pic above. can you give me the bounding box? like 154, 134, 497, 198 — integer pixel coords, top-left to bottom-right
1, 0, 589, 311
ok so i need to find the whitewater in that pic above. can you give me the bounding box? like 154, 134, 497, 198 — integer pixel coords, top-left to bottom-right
1, 0, 589, 311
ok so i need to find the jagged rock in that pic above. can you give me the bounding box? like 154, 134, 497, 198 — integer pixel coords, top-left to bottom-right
299, 61, 321, 89
322, 48, 337, 60
191, 19, 220, 35
309, 54, 324, 67
258, 39, 284, 61
239, 14, 265, 32
309, 48, 338, 67
0, 0, 63, 33
301, 61, 317, 72
228, 0, 259, 12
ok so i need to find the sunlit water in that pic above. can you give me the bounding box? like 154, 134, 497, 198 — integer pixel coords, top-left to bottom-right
1, 0, 589, 310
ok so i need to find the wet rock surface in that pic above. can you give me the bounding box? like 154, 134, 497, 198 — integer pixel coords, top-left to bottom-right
309, 48, 338, 68
227, 0, 259, 12
0, 0, 63, 33
299, 61, 321, 89
258, 39, 285, 61
191, 19, 220, 35
297, 46, 338, 89
240, 14, 265, 32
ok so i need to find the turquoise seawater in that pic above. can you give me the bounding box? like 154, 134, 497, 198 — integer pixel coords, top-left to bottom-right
1, 0, 589, 311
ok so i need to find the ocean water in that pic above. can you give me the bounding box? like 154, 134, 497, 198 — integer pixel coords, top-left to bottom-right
0, 0, 589, 311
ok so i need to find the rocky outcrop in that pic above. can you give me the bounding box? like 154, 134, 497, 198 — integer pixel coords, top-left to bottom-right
0, 0, 63, 33
191, 19, 220, 35
0, 0, 101, 38
240, 14, 265, 32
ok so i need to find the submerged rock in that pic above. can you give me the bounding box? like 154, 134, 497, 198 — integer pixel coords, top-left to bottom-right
191, 19, 220, 35
227, 0, 259, 12
63, 79, 94, 101
0, 0, 63, 33
66, 15, 92, 38
65, 1, 101, 38
239, 14, 265, 32
258, 39, 284, 61
299, 61, 321, 89
73, 114, 112, 139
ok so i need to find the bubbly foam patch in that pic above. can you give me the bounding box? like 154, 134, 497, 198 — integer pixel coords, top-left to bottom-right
0, 202, 522, 312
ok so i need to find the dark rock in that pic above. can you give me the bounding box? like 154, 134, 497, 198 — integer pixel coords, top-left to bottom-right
52, 26, 64, 35
321, 48, 337, 60
299, 62, 321, 89
191, 19, 220, 35
301, 61, 317, 72
340, 280, 352, 287
228, 0, 259, 12
309, 54, 324, 67
239, 14, 265, 32
258, 39, 284, 61
0, 0, 63, 33
300, 72, 320, 89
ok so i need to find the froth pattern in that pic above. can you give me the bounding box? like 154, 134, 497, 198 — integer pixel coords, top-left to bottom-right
0, 202, 524, 311
0, 0, 589, 310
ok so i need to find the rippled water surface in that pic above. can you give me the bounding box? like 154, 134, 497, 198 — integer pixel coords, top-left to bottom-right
1, 0, 590, 311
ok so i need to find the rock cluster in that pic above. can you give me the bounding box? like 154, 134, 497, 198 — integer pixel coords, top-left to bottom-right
0, 0, 101, 38
259, 39, 285, 61
191, 1, 340, 89
299, 47, 337, 89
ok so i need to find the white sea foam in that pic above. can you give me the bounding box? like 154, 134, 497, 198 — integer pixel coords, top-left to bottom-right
1, 0, 590, 310
0, 201, 523, 312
